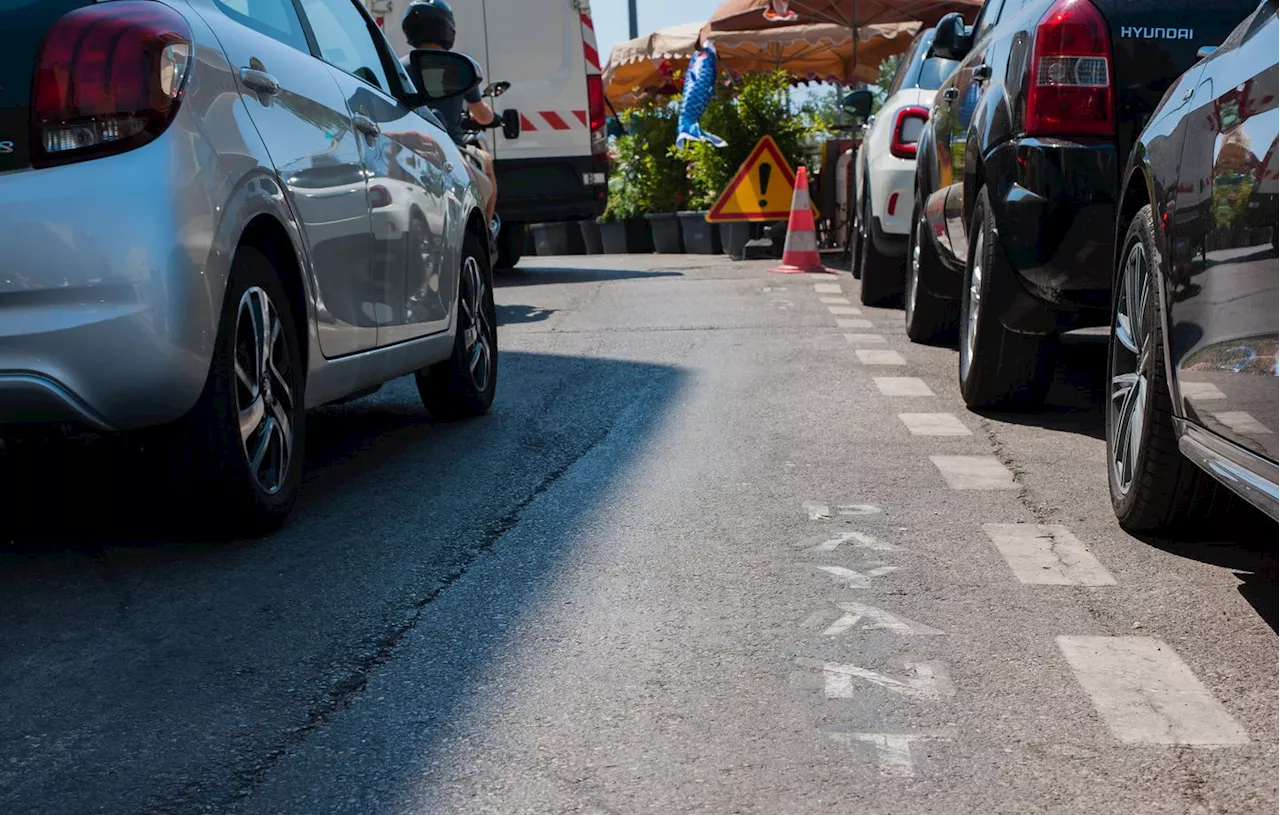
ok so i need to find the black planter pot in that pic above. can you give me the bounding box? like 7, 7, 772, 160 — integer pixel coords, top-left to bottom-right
677, 211, 721, 254
646, 212, 683, 254
530, 222, 585, 256
719, 222, 752, 260
599, 218, 654, 254
579, 219, 604, 255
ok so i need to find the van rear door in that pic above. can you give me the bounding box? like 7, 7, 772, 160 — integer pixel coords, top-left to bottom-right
482, 0, 592, 161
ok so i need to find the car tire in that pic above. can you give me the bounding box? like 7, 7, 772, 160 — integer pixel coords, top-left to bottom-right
162, 245, 306, 536
416, 232, 497, 420
904, 197, 959, 345
495, 221, 525, 271
1106, 205, 1228, 534
957, 187, 1058, 410
858, 188, 902, 306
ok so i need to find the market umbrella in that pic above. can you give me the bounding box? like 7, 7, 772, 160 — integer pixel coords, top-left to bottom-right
705, 0, 982, 31
604, 20, 919, 108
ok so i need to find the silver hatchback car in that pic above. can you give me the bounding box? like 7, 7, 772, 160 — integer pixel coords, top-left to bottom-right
0, 0, 498, 533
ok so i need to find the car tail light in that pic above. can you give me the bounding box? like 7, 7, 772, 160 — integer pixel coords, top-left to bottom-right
1025, 0, 1114, 137
369, 184, 392, 208
586, 73, 607, 156
31, 1, 193, 168
890, 106, 929, 159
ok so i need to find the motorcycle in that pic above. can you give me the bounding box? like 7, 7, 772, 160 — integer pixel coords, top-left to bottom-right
460, 81, 511, 243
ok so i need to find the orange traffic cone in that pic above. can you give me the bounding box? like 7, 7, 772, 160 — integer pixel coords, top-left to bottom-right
771, 166, 831, 275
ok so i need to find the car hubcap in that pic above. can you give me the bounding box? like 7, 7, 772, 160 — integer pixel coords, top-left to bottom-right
1110, 240, 1152, 495
234, 287, 294, 495
460, 255, 493, 392
961, 230, 984, 381
906, 215, 922, 325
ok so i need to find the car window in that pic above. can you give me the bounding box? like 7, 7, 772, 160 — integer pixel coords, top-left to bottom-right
917, 56, 960, 90
885, 35, 925, 99
215, 0, 309, 52
298, 0, 394, 93
971, 0, 1006, 41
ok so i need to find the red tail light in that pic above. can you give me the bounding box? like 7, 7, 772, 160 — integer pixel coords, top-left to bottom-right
586, 73, 606, 155
1025, 0, 1114, 137
369, 184, 393, 208
890, 106, 929, 159
32, 1, 193, 168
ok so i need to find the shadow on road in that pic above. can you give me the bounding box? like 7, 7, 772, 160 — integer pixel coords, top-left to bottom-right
495, 264, 683, 288
0, 350, 686, 813
975, 330, 1108, 440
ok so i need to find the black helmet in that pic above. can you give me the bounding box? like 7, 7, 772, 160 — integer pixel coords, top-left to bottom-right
402, 0, 456, 50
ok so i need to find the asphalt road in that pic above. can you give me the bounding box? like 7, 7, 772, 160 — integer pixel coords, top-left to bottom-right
0, 254, 1275, 814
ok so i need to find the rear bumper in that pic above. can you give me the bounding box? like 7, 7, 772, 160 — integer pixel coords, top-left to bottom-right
868, 158, 916, 239
494, 154, 607, 224
0, 135, 222, 432
986, 137, 1119, 330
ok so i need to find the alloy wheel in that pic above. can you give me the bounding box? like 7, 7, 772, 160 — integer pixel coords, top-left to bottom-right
233, 286, 295, 495
961, 228, 985, 382
905, 213, 924, 327
1109, 240, 1152, 496
459, 255, 493, 392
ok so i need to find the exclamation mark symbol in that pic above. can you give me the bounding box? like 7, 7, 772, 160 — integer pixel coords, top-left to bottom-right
758, 163, 772, 209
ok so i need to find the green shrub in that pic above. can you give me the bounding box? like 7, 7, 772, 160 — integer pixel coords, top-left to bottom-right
602, 101, 689, 219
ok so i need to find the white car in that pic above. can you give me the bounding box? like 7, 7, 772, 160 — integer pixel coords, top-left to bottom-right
851, 27, 959, 306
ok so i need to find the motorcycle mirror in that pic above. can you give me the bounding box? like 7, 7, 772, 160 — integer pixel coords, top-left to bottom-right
485, 81, 511, 98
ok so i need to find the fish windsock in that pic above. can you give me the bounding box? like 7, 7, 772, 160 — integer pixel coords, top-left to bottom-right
763, 1, 798, 21
676, 43, 727, 149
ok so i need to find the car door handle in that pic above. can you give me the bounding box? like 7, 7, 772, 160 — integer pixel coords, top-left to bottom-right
353, 114, 380, 137
942, 87, 959, 102
240, 67, 280, 95
972, 63, 992, 82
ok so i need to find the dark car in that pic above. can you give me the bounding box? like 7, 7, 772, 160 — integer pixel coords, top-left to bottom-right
904, 0, 1261, 409
1106, 0, 1277, 533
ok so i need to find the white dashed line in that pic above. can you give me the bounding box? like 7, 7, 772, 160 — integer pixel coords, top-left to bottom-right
856, 349, 906, 365
930, 456, 1017, 490
830, 732, 951, 778
824, 661, 953, 700
807, 530, 898, 552
820, 296, 851, 305
844, 333, 887, 345
837, 318, 875, 329
982, 524, 1116, 586
814, 283, 843, 293
815, 564, 899, 588
1057, 636, 1250, 745
823, 601, 944, 636
1212, 411, 1273, 436
828, 305, 864, 315
898, 413, 972, 436
1180, 381, 1227, 400
875, 377, 934, 396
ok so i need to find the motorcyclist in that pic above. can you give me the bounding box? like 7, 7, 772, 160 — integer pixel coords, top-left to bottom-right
401, 0, 499, 228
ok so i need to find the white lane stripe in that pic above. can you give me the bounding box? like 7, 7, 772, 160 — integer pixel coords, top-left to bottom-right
820, 296, 851, 304
824, 661, 953, 700
982, 524, 1116, 586
875, 377, 934, 396
1057, 636, 1249, 745
898, 413, 972, 436
844, 333, 886, 344
1212, 411, 1273, 436
930, 456, 1017, 490
856, 349, 906, 365
814, 283, 843, 293
823, 601, 944, 636
808, 530, 898, 552
837, 318, 874, 329
828, 305, 863, 315
815, 564, 898, 588
830, 732, 951, 778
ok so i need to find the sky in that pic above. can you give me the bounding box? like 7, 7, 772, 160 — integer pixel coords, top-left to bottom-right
590, 0, 723, 65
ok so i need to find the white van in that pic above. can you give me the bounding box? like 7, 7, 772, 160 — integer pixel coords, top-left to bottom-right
367, 0, 609, 267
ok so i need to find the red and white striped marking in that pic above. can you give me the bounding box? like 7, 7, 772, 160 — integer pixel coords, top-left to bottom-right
580, 10, 601, 75
520, 111, 590, 132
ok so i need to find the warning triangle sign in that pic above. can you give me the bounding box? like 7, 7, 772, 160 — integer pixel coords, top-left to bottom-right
706, 135, 817, 223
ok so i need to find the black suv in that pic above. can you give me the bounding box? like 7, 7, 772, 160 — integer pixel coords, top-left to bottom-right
905, 0, 1260, 408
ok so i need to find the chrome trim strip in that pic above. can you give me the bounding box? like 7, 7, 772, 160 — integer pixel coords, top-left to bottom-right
1179, 424, 1280, 521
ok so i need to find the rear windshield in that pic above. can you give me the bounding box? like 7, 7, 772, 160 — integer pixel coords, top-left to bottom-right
916, 56, 959, 90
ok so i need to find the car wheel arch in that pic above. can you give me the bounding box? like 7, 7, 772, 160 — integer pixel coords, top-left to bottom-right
235, 214, 310, 375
